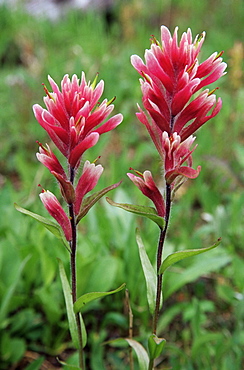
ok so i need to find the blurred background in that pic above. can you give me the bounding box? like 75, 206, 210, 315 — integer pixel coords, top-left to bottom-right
0, 0, 243, 369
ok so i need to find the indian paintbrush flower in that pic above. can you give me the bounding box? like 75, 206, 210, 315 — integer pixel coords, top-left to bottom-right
131, 26, 227, 144
127, 169, 166, 217
33, 73, 123, 169
74, 160, 104, 215
39, 189, 72, 241
162, 131, 201, 185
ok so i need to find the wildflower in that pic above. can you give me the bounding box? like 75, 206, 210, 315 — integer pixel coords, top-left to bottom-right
162, 132, 201, 185
131, 26, 226, 142
33, 73, 123, 169
39, 189, 72, 241
127, 170, 165, 217
74, 160, 104, 215
36, 142, 66, 177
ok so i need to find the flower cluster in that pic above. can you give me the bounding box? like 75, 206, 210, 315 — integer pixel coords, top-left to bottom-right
34, 73, 123, 240
129, 26, 226, 215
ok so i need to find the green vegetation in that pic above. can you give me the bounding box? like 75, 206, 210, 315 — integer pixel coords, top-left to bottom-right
0, 1, 243, 369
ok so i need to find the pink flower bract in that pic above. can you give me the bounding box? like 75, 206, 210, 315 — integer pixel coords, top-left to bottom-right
131, 26, 227, 142
39, 190, 72, 241
127, 170, 165, 217
162, 132, 201, 185
33, 73, 123, 169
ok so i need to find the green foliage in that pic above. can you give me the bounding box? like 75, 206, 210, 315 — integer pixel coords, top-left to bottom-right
0, 1, 243, 369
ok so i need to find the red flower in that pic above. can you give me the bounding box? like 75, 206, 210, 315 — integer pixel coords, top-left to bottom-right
33, 73, 123, 169
131, 26, 226, 142
161, 132, 201, 185
39, 190, 72, 241
127, 170, 165, 217
74, 160, 104, 215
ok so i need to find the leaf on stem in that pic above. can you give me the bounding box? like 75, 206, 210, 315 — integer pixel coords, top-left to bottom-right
136, 229, 157, 314
107, 338, 149, 370
106, 198, 165, 229
76, 181, 122, 224
148, 334, 166, 360
58, 259, 87, 349
14, 204, 71, 252
159, 238, 222, 275
74, 283, 126, 314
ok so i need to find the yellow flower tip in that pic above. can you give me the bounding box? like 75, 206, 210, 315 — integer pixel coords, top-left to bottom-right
208, 87, 219, 96
42, 83, 55, 101
129, 167, 143, 177
91, 72, 99, 89
150, 34, 161, 47
93, 156, 101, 164
214, 50, 224, 61
186, 60, 197, 74
107, 96, 116, 106
194, 32, 205, 47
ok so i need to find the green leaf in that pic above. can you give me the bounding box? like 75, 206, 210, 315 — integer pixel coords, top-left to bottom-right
136, 229, 157, 314
106, 198, 165, 229
74, 283, 126, 314
14, 204, 71, 252
108, 338, 149, 370
148, 334, 166, 360
25, 356, 45, 370
57, 358, 81, 370
58, 259, 87, 349
159, 238, 221, 275
76, 181, 122, 224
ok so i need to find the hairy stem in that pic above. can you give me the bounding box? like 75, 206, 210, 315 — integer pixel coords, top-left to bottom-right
69, 167, 84, 369
153, 183, 172, 335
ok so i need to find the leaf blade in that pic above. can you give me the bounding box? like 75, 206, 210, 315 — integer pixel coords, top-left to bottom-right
136, 229, 157, 314
58, 259, 87, 349
76, 181, 122, 224
106, 198, 165, 228
159, 238, 221, 275
15, 203, 71, 252
74, 283, 126, 314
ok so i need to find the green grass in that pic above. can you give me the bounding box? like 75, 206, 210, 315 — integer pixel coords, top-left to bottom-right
0, 1, 243, 369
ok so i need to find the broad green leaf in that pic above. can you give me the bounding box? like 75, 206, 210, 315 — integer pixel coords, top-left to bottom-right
74, 283, 126, 314
136, 229, 157, 314
106, 198, 165, 229
14, 204, 71, 252
108, 338, 149, 370
148, 334, 166, 360
159, 238, 221, 275
58, 259, 87, 349
76, 181, 122, 224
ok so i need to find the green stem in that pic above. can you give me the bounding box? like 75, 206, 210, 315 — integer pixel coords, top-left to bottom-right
152, 183, 172, 335
69, 167, 84, 369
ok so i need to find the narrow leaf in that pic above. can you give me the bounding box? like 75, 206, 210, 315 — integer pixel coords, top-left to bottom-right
148, 334, 166, 360
74, 283, 126, 314
57, 358, 81, 370
106, 198, 165, 229
136, 229, 157, 314
15, 204, 71, 252
107, 338, 149, 370
58, 259, 87, 349
76, 181, 122, 224
159, 238, 221, 275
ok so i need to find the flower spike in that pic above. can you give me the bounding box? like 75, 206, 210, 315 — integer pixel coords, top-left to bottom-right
131, 26, 227, 144
33, 72, 123, 169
